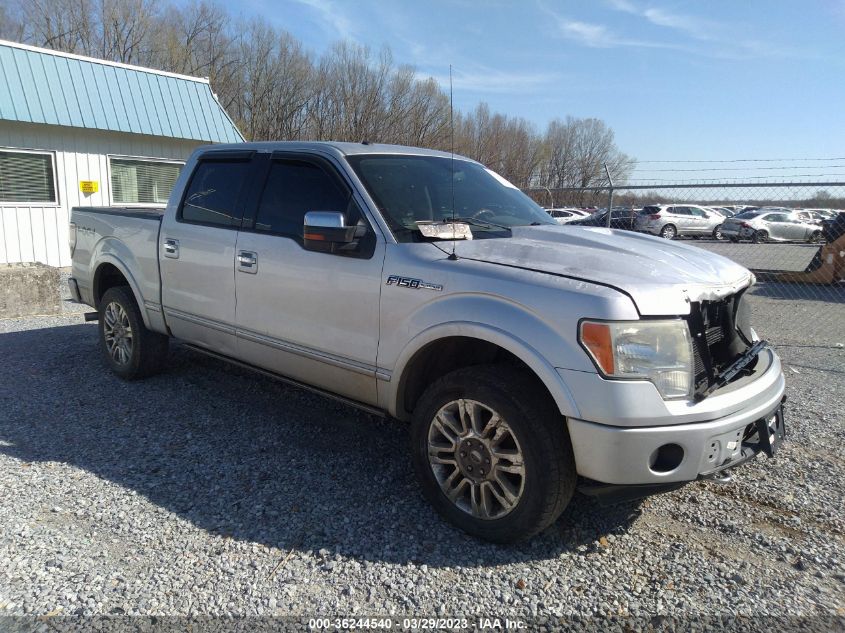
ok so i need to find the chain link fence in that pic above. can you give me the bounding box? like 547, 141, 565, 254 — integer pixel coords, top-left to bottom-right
523, 182, 845, 347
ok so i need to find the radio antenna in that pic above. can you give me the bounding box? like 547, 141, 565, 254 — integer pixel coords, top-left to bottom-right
448, 64, 458, 261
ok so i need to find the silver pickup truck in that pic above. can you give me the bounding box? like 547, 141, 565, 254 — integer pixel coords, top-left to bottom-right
69, 142, 786, 542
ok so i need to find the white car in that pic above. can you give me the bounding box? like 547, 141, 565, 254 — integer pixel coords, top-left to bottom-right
721, 208, 824, 243
547, 208, 587, 224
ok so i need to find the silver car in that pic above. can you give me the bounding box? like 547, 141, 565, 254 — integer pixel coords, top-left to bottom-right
635, 204, 725, 239
721, 209, 824, 243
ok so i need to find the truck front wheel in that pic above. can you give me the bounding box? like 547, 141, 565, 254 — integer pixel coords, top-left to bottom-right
410, 365, 576, 542
99, 286, 168, 380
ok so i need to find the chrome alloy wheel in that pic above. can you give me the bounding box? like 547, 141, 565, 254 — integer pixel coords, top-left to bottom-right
103, 301, 133, 365
427, 399, 526, 520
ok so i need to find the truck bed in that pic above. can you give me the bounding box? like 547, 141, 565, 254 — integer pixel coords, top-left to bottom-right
70, 206, 164, 315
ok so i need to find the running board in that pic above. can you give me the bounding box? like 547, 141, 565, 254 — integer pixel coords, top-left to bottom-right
180, 343, 386, 418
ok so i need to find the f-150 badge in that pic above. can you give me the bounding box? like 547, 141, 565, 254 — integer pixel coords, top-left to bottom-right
386, 275, 443, 291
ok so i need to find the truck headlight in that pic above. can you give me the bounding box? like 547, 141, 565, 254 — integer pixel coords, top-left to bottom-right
579, 319, 694, 400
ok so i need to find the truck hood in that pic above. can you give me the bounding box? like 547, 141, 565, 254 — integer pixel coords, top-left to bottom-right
451, 225, 753, 315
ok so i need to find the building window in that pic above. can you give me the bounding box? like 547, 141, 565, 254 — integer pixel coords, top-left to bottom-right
0, 150, 57, 204
110, 157, 182, 205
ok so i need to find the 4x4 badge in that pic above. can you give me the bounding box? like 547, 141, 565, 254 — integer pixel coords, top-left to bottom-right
386, 275, 443, 291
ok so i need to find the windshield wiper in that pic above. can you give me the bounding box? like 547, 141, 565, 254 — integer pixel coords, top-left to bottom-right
446, 217, 512, 231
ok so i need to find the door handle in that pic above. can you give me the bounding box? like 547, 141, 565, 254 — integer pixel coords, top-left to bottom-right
237, 250, 257, 274
163, 238, 179, 259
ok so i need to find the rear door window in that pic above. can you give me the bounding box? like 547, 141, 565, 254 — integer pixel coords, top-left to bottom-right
179, 160, 252, 228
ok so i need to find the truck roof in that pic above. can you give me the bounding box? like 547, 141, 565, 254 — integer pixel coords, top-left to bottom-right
195, 140, 466, 160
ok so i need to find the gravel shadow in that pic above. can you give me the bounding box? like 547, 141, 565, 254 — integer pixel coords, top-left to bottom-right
0, 322, 639, 569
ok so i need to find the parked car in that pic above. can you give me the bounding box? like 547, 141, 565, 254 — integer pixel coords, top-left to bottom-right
721, 208, 824, 243
802, 208, 838, 220
634, 204, 725, 240
546, 208, 585, 224
707, 206, 735, 218
568, 208, 639, 230
68, 141, 786, 543
793, 210, 826, 225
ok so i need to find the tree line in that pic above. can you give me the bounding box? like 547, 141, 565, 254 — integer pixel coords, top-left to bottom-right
1, 0, 635, 190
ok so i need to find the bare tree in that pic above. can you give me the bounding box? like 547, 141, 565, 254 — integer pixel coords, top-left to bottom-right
536, 117, 635, 203
99, 0, 158, 63
229, 20, 313, 141
17, 0, 98, 54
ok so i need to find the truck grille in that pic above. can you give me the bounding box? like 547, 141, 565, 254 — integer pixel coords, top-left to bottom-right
689, 292, 754, 399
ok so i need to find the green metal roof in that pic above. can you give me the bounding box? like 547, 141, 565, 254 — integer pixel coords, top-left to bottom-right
0, 40, 243, 143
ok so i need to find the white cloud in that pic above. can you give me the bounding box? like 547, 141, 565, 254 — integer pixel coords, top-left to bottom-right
291, 0, 357, 41
558, 20, 613, 47
642, 7, 712, 40
598, 0, 817, 60
418, 65, 561, 94
542, 6, 686, 51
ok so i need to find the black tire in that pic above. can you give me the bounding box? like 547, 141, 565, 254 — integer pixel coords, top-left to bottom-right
659, 224, 677, 239
410, 364, 576, 543
752, 229, 768, 244
713, 224, 724, 240
98, 286, 168, 380
809, 230, 822, 243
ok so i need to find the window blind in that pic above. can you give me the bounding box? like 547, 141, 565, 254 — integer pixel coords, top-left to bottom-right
0, 151, 56, 203
110, 158, 182, 205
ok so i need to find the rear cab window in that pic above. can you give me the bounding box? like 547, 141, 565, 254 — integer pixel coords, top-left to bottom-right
179, 158, 253, 228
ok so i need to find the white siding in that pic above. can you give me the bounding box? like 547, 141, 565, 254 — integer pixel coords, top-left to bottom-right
0, 120, 201, 267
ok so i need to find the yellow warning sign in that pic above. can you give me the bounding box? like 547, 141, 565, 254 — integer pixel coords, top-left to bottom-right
79, 181, 99, 194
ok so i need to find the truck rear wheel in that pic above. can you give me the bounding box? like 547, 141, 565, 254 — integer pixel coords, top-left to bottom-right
410, 365, 576, 543
99, 286, 168, 380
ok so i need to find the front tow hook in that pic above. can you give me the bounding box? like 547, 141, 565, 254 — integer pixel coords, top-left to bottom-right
702, 471, 733, 484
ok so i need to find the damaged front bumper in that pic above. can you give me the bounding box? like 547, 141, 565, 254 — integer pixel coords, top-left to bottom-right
577, 399, 787, 504
565, 343, 786, 497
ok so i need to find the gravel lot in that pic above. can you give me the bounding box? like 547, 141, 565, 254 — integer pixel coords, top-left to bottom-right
0, 284, 843, 628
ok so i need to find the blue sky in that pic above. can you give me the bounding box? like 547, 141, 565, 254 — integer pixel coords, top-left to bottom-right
232, 0, 845, 180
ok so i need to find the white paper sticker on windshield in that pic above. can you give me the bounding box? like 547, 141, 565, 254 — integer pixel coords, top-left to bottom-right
416, 222, 473, 240
485, 168, 519, 189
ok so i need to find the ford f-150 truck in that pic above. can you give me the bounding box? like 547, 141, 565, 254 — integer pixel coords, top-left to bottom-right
69, 142, 786, 542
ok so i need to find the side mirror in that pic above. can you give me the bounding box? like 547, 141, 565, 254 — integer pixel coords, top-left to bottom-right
303, 211, 357, 253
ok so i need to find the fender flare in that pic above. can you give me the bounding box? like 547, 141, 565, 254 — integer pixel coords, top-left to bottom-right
387, 320, 581, 421
92, 253, 152, 329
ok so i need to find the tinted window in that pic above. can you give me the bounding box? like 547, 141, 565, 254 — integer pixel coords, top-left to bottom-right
735, 211, 762, 219
254, 160, 350, 239
641, 206, 661, 214
180, 161, 251, 227
689, 207, 707, 217
672, 207, 691, 215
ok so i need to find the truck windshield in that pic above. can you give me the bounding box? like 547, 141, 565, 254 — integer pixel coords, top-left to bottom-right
346, 154, 555, 241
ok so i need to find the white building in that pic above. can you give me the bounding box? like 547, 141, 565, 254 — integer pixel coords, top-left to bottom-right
0, 40, 243, 268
